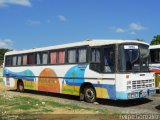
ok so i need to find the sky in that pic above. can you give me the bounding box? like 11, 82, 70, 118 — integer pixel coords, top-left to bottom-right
0, 0, 159, 50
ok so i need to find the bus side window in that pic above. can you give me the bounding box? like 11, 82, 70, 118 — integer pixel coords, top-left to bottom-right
150, 49, 160, 63
22, 55, 27, 65
90, 48, 102, 72
17, 56, 22, 66
42, 52, 48, 65
50, 51, 57, 64
58, 51, 65, 64
78, 48, 87, 63
5, 56, 12, 66
36, 53, 42, 65
12, 56, 17, 66
103, 47, 115, 73
67, 49, 76, 63
91, 48, 100, 63
28, 54, 34, 65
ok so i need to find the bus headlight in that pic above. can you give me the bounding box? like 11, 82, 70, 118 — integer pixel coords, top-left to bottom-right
127, 81, 131, 85
127, 86, 131, 90
128, 92, 139, 99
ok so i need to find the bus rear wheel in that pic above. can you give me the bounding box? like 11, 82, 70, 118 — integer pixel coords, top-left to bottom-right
84, 87, 96, 103
17, 81, 24, 92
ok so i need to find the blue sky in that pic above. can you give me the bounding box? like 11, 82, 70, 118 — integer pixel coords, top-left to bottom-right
0, 0, 159, 50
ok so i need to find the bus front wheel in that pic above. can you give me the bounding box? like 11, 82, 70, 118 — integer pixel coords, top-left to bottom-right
17, 81, 24, 92
84, 87, 96, 103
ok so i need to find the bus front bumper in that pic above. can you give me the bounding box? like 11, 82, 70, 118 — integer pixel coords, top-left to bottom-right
116, 88, 156, 100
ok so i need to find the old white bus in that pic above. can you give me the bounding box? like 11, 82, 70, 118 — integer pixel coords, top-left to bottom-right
3, 39, 156, 103
149, 45, 160, 91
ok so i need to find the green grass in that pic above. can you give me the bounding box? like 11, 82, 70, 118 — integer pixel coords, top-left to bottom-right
0, 95, 112, 115
0, 78, 2, 82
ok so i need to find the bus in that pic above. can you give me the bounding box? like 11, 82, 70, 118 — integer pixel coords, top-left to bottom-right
149, 45, 160, 92
3, 39, 156, 103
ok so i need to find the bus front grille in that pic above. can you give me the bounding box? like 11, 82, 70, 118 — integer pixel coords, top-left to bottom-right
132, 80, 154, 89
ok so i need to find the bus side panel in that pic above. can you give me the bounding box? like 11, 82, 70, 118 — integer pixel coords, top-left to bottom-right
149, 64, 160, 89
62, 64, 87, 96
84, 67, 116, 99
3, 65, 117, 100
3, 68, 37, 90
3, 77, 17, 89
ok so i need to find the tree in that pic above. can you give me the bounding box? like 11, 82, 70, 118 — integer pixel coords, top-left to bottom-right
0, 48, 10, 65
150, 35, 160, 45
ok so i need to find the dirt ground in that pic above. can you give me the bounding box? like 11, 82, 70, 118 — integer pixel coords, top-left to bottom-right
0, 79, 160, 120
0, 79, 119, 119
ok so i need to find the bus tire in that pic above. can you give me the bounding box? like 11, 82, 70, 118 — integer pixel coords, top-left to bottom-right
84, 87, 96, 103
17, 81, 24, 93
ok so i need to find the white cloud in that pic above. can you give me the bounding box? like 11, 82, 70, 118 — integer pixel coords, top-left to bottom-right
0, 38, 13, 48
28, 20, 41, 25
0, 0, 31, 7
129, 22, 146, 30
115, 28, 125, 33
111, 22, 147, 35
58, 15, 66, 22
129, 31, 136, 35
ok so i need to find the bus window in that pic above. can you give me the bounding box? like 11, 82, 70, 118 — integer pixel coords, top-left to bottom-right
150, 49, 160, 63
90, 48, 101, 72
140, 45, 149, 71
50, 51, 57, 64
12, 56, 17, 66
104, 47, 115, 72
78, 48, 87, 63
58, 51, 65, 64
17, 56, 22, 66
5, 56, 12, 66
91, 48, 100, 63
36, 53, 41, 65
42, 52, 48, 64
68, 49, 76, 63
28, 54, 34, 65
22, 55, 27, 65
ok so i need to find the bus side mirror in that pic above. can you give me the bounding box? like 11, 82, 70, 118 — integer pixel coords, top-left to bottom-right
89, 63, 102, 73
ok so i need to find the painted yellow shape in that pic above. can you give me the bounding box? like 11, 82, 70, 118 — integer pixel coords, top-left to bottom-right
62, 84, 79, 96
74, 86, 80, 96
95, 87, 109, 98
24, 80, 36, 90
14, 79, 18, 89
156, 74, 160, 88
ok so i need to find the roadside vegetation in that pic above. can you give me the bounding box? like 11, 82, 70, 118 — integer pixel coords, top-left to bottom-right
0, 79, 118, 119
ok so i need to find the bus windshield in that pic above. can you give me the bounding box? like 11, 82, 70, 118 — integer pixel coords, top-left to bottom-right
119, 44, 149, 72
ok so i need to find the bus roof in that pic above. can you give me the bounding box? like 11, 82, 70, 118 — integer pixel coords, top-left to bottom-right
149, 45, 160, 49
5, 39, 148, 56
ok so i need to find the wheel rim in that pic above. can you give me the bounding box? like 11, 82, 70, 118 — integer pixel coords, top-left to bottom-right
85, 88, 95, 102
19, 83, 23, 91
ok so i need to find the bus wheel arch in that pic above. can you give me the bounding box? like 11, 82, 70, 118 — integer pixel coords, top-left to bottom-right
17, 79, 24, 92
80, 82, 96, 103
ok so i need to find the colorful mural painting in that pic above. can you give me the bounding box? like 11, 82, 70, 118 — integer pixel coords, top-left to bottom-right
150, 66, 160, 88
3, 69, 36, 90
150, 66, 160, 73
62, 65, 87, 95
62, 64, 115, 98
38, 68, 60, 93
3, 67, 115, 99
93, 84, 116, 99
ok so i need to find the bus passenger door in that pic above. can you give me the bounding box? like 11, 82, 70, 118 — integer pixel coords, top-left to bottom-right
101, 46, 116, 99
